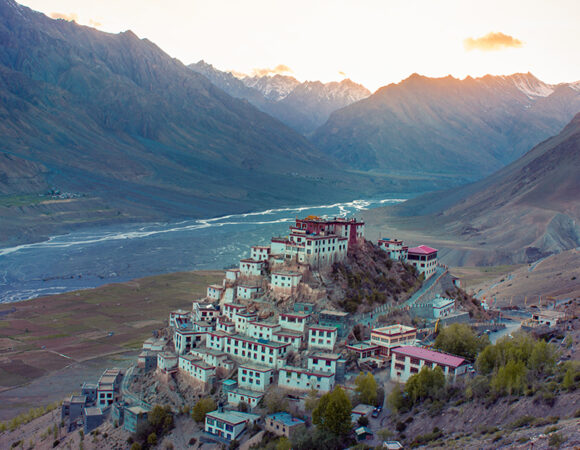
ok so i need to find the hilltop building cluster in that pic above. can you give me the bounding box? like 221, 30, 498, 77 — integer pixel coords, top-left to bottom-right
378, 238, 438, 279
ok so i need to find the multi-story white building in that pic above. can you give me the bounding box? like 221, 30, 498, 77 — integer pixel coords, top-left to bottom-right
189, 348, 234, 372
378, 238, 408, 261
192, 302, 220, 322
223, 303, 247, 320
178, 355, 216, 385
390, 346, 467, 382
307, 325, 338, 351
207, 330, 230, 351
407, 245, 438, 279
193, 321, 215, 333
169, 309, 191, 329
96, 369, 121, 408
272, 329, 303, 351
205, 410, 260, 441
157, 352, 178, 374
224, 334, 290, 368
174, 328, 206, 354
239, 259, 266, 277
217, 317, 236, 334
225, 269, 240, 282
307, 353, 340, 374
370, 324, 417, 360
278, 366, 335, 392
233, 311, 258, 333
238, 363, 274, 392
278, 312, 310, 333
345, 341, 382, 362
247, 321, 281, 340
270, 272, 302, 295
250, 245, 271, 261
432, 296, 455, 318
236, 285, 262, 300
227, 388, 264, 409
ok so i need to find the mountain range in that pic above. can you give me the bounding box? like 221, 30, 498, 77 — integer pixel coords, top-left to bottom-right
0, 0, 409, 245
365, 112, 580, 265
312, 73, 580, 180
189, 61, 371, 134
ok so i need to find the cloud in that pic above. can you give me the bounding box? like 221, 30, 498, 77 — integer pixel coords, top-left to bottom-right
230, 70, 248, 79
338, 71, 346, 77
50, 12, 78, 22
464, 32, 523, 51
89, 19, 103, 28
251, 64, 293, 77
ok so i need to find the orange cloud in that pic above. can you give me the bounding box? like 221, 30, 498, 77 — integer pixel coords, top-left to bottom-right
50, 12, 78, 22
251, 64, 293, 77
464, 32, 523, 51
89, 19, 103, 28
338, 71, 346, 77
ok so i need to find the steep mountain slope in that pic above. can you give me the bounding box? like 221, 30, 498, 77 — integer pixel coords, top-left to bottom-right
365, 113, 580, 265
0, 0, 396, 245
189, 61, 371, 134
312, 73, 580, 179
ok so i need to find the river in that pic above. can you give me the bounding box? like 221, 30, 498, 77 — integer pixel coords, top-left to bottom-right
0, 196, 407, 303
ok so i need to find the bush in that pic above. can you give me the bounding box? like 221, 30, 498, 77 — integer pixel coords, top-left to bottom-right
509, 415, 534, 429
357, 416, 369, 426
192, 398, 216, 423
548, 433, 565, 448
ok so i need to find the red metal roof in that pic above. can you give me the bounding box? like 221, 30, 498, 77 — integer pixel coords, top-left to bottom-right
391, 346, 465, 368
407, 245, 438, 255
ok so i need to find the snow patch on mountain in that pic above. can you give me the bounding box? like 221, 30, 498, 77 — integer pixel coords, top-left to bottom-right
507, 73, 554, 98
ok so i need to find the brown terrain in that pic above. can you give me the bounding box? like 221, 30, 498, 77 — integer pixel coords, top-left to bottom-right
0, 270, 222, 420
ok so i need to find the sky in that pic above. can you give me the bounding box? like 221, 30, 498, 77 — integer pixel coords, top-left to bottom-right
18, 0, 580, 92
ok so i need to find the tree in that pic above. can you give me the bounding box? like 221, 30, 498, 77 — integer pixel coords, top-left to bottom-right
491, 360, 527, 395
434, 323, 488, 360
192, 398, 216, 423
147, 433, 157, 446
355, 372, 378, 405
304, 389, 320, 412
405, 366, 445, 404
276, 437, 291, 450
312, 386, 352, 436
264, 389, 289, 414
386, 384, 406, 413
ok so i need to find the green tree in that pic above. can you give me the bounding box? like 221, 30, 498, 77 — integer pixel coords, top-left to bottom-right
312, 386, 352, 436
304, 389, 320, 412
528, 340, 558, 375
130, 443, 142, 450
192, 398, 216, 423
405, 366, 445, 404
355, 372, 378, 405
434, 323, 489, 360
491, 360, 527, 395
276, 437, 291, 450
386, 384, 406, 413
264, 389, 289, 414
147, 433, 157, 446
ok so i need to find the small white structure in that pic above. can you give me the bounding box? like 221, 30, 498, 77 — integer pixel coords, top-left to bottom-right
307, 325, 338, 351
345, 342, 381, 362
432, 296, 455, 318
205, 409, 260, 441
96, 369, 121, 408
142, 337, 166, 352
407, 245, 438, 279
157, 352, 178, 374
378, 238, 408, 261
227, 388, 264, 408
278, 312, 310, 333
238, 363, 274, 392
193, 321, 215, 333
239, 259, 265, 277
270, 271, 302, 294
178, 355, 216, 385
278, 366, 335, 392
207, 285, 224, 301
530, 309, 566, 327
390, 346, 467, 382
169, 309, 191, 328
307, 353, 340, 374
237, 285, 262, 300
190, 348, 235, 372
247, 321, 281, 340
225, 269, 240, 282
250, 245, 271, 261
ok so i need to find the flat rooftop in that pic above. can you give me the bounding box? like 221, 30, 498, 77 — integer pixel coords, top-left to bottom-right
392, 346, 465, 368
372, 324, 416, 335
320, 309, 349, 317
267, 412, 305, 427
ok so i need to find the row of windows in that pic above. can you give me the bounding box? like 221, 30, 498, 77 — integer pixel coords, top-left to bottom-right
310, 330, 334, 337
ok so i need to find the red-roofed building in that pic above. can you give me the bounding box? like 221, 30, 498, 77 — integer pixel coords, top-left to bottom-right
407, 245, 438, 279
390, 346, 467, 382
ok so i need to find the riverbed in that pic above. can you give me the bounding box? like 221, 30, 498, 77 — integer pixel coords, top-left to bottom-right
0, 196, 407, 303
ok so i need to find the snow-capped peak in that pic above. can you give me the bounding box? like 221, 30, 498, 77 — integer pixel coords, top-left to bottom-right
507, 73, 554, 98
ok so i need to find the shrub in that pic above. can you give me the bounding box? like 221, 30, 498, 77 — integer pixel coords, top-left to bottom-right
548, 433, 565, 448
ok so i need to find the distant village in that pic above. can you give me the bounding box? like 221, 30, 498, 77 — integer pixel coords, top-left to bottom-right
59, 215, 569, 447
